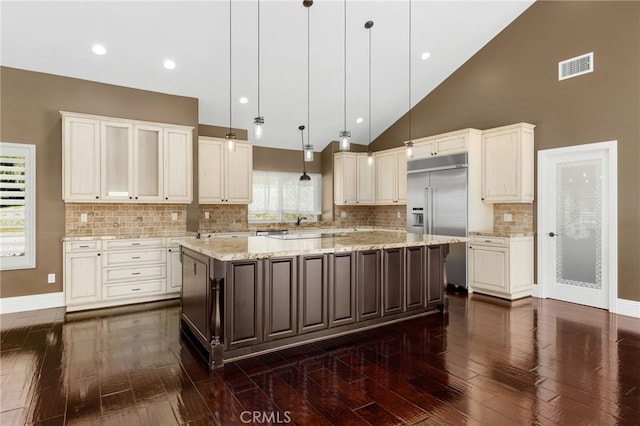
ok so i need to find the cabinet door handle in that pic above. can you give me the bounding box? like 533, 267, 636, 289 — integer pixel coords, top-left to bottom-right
131, 256, 141, 259
131, 288, 141, 291
131, 243, 141, 246
165, 197, 168, 200
484, 240, 492, 243
79, 245, 90, 248
97, 253, 101, 256
95, 196, 99, 199
131, 272, 141, 275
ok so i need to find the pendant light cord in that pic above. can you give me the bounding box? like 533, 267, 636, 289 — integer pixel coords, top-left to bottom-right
307, 4, 310, 146
257, 0, 261, 117
408, 0, 412, 142
343, 0, 347, 132
368, 23, 372, 145
229, 0, 232, 135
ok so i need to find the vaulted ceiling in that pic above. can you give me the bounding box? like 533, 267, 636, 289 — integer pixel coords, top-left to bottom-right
1, 0, 534, 151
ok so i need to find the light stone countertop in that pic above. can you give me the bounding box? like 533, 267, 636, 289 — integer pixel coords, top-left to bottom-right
62, 232, 198, 242
180, 230, 468, 261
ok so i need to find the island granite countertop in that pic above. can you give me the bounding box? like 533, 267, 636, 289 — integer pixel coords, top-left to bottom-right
180, 230, 467, 261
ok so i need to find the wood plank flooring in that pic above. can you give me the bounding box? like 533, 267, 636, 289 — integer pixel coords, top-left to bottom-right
1, 292, 639, 425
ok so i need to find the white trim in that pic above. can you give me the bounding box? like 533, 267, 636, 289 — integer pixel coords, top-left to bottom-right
615, 299, 640, 319
537, 140, 618, 311
531, 283, 543, 298
0, 292, 64, 314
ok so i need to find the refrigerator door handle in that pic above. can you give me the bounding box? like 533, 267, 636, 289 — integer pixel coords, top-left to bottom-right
425, 187, 433, 234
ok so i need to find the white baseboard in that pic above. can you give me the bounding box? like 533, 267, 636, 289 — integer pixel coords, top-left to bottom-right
615, 298, 640, 319
531, 283, 543, 298
0, 292, 65, 314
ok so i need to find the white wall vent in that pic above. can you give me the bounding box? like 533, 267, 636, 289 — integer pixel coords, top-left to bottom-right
558, 52, 594, 81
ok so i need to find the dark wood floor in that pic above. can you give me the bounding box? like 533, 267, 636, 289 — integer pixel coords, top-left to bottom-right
1, 291, 639, 425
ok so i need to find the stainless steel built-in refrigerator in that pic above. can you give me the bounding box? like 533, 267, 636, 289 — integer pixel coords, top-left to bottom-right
407, 153, 468, 288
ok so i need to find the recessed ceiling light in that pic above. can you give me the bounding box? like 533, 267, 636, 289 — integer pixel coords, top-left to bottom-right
421, 51, 431, 60
239, 97, 249, 104
92, 44, 106, 55
356, 117, 364, 124
163, 59, 176, 70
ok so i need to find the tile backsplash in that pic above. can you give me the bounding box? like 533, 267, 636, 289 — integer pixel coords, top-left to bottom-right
65, 204, 187, 237
199, 204, 248, 232
333, 205, 406, 230
493, 203, 534, 235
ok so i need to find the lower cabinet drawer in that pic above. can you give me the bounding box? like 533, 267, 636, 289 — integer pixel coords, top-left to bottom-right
104, 280, 165, 299
104, 264, 166, 283
103, 249, 166, 267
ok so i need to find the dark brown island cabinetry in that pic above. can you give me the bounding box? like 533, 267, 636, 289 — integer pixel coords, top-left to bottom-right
180, 243, 450, 368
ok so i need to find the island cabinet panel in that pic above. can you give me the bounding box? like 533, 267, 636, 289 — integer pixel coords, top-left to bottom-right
298, 254, 328, 334
263, 257, 298, 341
405, 246, 425, 311
180, 249, 211, 347
357, 250, 382, 321
225, 260, 263, 349
426, 245, 445, 307
382, 247, 405, 316
328, 252, 356, 327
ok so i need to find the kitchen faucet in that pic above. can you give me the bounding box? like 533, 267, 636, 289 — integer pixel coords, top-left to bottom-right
296, 217, 307, 226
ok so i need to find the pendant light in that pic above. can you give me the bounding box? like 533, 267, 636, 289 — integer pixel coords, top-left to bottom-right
253, 0, 264, 139
339, 0, 351, 151
225, 0, 236, 151
405, 0, 413, 158
365, 20, 374, 166
299, 125, 311, 181
301, 0, 314, 164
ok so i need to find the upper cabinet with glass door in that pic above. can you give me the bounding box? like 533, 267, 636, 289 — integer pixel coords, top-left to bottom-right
61, 112, 192, 203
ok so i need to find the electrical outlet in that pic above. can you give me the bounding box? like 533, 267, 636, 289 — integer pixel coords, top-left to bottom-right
171, 212, 178, 221
47, 273, 55, 284
80, 213, 88, 223
204, 212, 210, 219
340, 211, 347, 218
503, 213, 513, 222
397, 211, 401, 218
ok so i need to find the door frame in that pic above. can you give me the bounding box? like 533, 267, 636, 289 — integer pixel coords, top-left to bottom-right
536, 140, 618, 311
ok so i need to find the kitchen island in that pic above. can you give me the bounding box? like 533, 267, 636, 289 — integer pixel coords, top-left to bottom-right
179, 230, 466, 368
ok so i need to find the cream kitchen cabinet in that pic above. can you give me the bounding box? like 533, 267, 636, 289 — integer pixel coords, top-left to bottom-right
411, 129, 471, 159
375, 148, 406, 205
334, 152, 375, 205
62, 115, 101, 201
356, 154, 376, 204
333, 152, 357, 205
167, 236, 196, 293
163, 128, 193, 202
61, 111, 193, 203
64, 236, 191, 312
199, 137, 253, 204
468, 235, 533, 300
64, 241, 102, 306
481, 123, 535, 203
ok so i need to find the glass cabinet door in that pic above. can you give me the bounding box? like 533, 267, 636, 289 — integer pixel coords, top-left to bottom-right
101, 122, 133, 200
134, 125, 163, 201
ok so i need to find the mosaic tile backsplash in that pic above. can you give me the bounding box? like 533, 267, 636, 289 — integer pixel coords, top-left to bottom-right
65, 204, 187, 237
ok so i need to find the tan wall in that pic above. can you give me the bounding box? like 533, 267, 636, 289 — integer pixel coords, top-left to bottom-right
0, 67, 199, 298
372, 1, 640, 301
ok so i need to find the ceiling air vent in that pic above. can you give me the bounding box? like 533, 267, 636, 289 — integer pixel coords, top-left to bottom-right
558, 52, 594, 81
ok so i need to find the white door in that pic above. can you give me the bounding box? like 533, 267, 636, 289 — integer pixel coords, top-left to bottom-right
537, 141, 617, 310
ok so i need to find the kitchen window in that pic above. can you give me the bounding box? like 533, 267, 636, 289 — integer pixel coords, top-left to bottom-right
248, 171, 321, 223
0, 143, 36, 270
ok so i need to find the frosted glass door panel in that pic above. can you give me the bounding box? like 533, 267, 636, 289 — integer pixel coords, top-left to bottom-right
103, 123, 132, 199
135, 128, 161, 199
556, 160, 602, 289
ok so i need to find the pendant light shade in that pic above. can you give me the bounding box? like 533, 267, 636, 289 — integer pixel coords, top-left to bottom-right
299, 125, 311, 181
406, 140, 414, 158
339, 0, 350, 151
